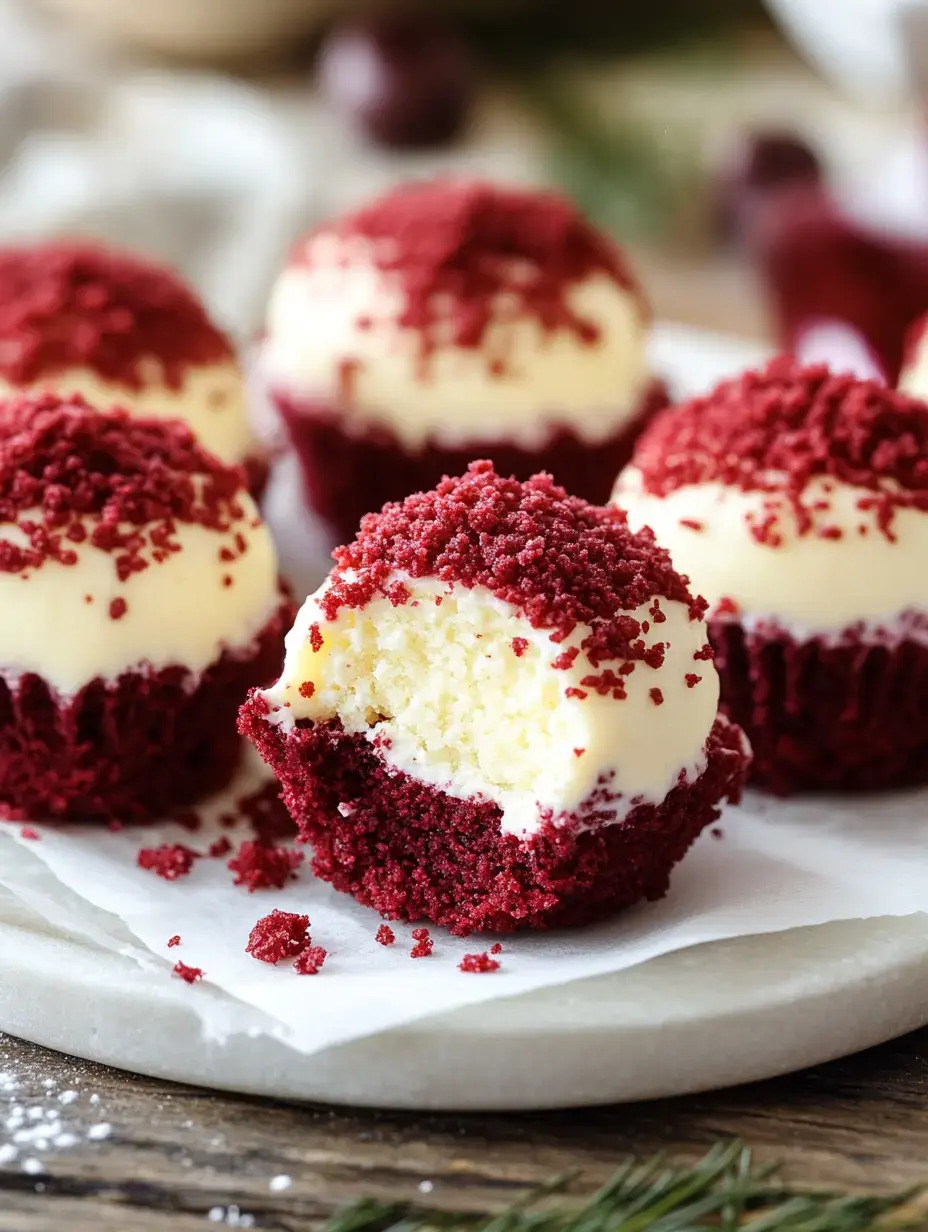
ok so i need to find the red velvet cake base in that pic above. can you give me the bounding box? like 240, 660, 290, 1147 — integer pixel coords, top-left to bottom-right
710, 619, 928, 794
239, 702, 748, 935
0, 603, 291, 824
273, 381, 669, 542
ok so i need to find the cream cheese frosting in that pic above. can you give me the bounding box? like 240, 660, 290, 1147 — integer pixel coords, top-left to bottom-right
0, 361, 256, 467
0, 493, 280, 696
258, 572, 719, 838
262, 234, 651, 451
616, 468, 928, 636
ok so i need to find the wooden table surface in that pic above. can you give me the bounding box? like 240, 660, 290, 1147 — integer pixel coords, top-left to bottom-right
3, 1025, 928, 1231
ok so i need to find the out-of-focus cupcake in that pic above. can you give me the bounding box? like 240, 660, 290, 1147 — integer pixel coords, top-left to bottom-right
260, 178, 668, 542
615, 357, 928, 795
0, 241, 267, 496
240, 460, 748, 934
0, 394, 291, 823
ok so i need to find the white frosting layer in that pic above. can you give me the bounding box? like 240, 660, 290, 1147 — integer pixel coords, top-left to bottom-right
262, 234, 651, 451
260, 573, 718, 838
0, 494, 280, 695
900, 336, 928, 403
616, 469, 928, 634
0, 361, 257, 466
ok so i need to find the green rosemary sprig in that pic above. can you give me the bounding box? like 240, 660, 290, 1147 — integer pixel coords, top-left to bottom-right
324, 1141, 925, 1232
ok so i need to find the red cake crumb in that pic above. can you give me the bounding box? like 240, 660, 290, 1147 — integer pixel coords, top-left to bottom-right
632, 358, 928, 539
325, 462, 705, 682
208, 836, 232, 858
296, 179, 644, 374
299, 681, 316, 699
511, 637, 529, 657
293, 944, 328, 975
19, 826, 39, 840
490, 942, 502, 954
137, 843, 199, 881
228, 841, 303, 891
459, 952, 500, 973
173, 962, 203, 984
0, 241, 232, 389
650, 688, 664, 706
711, 827, 724, 839
375, 924, 396, 946
411, 936, 434, 958
167, 935, 181, 947
685, 674, 702, 688
0, 396, 246, 579
109, 598, 128, 621
246, 909, 310, 963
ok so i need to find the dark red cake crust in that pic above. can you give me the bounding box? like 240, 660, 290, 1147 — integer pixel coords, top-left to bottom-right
0, 600, 292, 824
275, 380, 669, 550
239, 699, 747, 935
0, 241, 233, 389
710, 618, 928, 794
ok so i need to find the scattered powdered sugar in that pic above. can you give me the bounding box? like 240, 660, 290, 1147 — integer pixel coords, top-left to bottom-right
0, 1042, 115, 1175
208, 1205, 256, 1227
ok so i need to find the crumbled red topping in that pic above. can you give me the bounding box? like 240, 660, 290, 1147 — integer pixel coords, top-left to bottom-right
246, 909, 310, 963
650, 687, 664, 706
293, 944, 327, 975
632, 358, 928, 540
296, 179, 644, 375
328, 463, 704, 678
208, 836, 232, 858
459, 952, 501, 973
308, 623, 324, 652
137, 843, 199, 881
19, 826, 39, 840
375, 924, 396, 946
173, 962, 203, 984
0, 241, 232, 388
490, 942, 503, 954
228, 841, 303, 891
0, 396, 247, 576
511, 637, 529, 657
685, 674, 702, 688
410, 927, 433, 958
109, 598, 128, 621
299, 681, 316, 699
167, 935, 181, 948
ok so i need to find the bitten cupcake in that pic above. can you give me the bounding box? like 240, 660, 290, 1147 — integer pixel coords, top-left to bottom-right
0, 241, 266, 495
260, 178, 668, 541
615, 357, 928, 794
0, 393, 291, 822
240, 461, 748, 934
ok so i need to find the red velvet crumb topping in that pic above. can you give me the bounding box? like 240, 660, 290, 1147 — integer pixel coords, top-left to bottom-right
228, 841, 303, 891
459, 952, 500, 973
294, 944, 327, 974
0, 241, 232, 388
137, 843, 199, 881
296, 179, 644, 374
173, 962, 203, 984
328, 462, 705, 674
246, 909, 310, 963
208, 836, 232, 858
633, 358, 928, 538
167, 935, 181, 948
0, 395, 246, 576
375, 924, 395, 946
490, 942, 502, 954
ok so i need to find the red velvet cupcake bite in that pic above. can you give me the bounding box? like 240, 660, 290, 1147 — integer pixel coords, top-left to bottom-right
615, 357, 928, 794
0, 240, 267, 495
239, 461, 748, 934
259, 178, 668, 542
0, 394, 291, 823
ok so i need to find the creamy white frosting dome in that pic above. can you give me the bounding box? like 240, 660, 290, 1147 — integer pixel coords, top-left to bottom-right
0, 361, 257, 467
0, 493, 280, 696
616, 467, 928, 635
262, 234, 651, 451
259, 572, 719, 838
